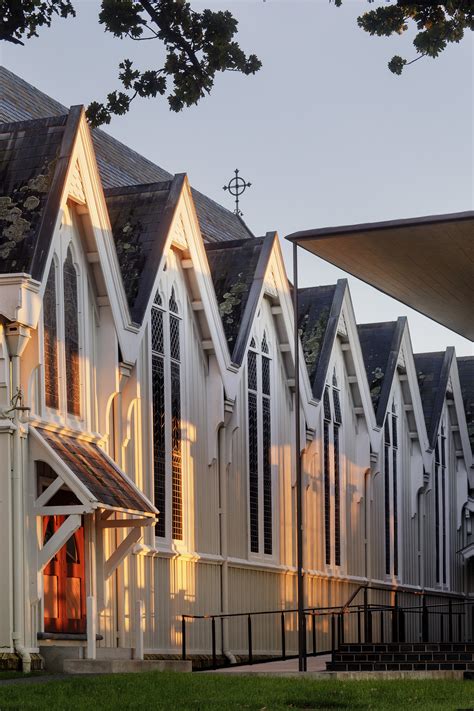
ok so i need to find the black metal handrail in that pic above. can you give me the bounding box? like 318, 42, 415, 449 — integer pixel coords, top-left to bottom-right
180, 584, 472, 669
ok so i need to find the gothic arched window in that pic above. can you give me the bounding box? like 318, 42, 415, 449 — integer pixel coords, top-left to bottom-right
151, 286, 182, 541
43, 261, 59, 409
169, 288, 182, 541
322, 371, 342, 567
247, 331, 273, 556
383, 401, 399, 577
63, 246, 80, 417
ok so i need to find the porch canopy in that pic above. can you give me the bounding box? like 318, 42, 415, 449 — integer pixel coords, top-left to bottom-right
31, 424, 157, 519
286, 211, 474, 341
31, 424, 157, 576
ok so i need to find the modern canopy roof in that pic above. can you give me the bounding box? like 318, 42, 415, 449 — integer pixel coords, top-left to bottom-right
286, 211, 474, 342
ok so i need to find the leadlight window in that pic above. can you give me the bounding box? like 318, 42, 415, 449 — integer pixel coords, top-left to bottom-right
152, 303, 166, 538
170, 290, 182, 540
262, 342, 272, 555
323, 372, 342, 567
392, 406, 398, 577
247, 332, 273, 556
63, 247, 80, 417
383, 403, 399, 577
434, 441, 441, 583
43, 262, 59, 409
151, 286, 182, 540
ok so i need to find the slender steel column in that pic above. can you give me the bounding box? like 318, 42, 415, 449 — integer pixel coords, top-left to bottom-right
293, 242, 306, 671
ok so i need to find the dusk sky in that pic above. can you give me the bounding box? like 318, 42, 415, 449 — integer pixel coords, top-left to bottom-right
2, 1, 473, 355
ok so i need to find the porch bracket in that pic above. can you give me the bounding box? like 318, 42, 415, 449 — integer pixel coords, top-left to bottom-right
34, 476, 64, 508
39, 514, 82, 570
104, 527, 142, 580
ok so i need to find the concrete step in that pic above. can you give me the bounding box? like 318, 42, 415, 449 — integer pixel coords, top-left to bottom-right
333, 652, 474, 663
63, 659, 192, 674
327, 661, 474, 672
337, 643, 474, 653
96, 648, 133, 660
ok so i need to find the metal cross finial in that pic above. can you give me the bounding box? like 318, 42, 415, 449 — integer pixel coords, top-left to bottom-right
223, 169, 251, 217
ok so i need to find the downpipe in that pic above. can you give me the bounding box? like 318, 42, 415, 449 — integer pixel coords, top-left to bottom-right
5, 325, 31, 673
218, 425, 236, 665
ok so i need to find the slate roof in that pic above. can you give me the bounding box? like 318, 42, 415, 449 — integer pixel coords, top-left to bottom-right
0, 66, 254, 245
105, 176, 183, 324
0, 110, 80, 278
414, 349, 454, 449
34, 425, 156, 514
205, 233, 276, 364
357, 318, 405, 427
297, 280, 346, 400
458, 356, 474, 453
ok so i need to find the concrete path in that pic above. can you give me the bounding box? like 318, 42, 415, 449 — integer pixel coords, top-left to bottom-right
205, 655, 331, 674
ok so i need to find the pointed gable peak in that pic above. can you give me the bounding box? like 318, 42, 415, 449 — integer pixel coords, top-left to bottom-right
458, 356, 474, 454
297, 279, 347, 400
357, 317, 406, 425
414, 348, 455, 448
0, 106, 82, 279
104, 175, 184, 325
205, 232, 275, 365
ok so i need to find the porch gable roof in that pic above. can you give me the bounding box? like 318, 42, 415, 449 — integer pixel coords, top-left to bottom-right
31, 425, 156, 517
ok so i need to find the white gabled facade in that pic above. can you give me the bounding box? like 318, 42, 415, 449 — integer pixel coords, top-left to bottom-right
0, 100, 473, 672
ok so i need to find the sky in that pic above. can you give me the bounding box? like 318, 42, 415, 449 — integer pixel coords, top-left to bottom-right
2, 0, 473, 356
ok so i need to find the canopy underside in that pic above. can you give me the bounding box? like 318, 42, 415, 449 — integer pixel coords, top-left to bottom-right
287, 211, 474, 342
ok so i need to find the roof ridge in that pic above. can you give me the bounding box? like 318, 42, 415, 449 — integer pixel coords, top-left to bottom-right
104, 180, 173, 196
358, 320, 398, 329
204, 235, 265, 251
0, 66, 255, 244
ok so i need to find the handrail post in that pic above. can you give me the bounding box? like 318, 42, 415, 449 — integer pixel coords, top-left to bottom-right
422, 595, 428, 643
458, 608, 462, 642
248, 614, 253, 665
338, 612, 344, 645
281, 612, 286, 660
448, 599, 453, 642
211, 617, 217, 669
302, 613, 307, 668
182, 616, 186, 661
357, 608, 361, 644
380, 610, 384, 644
312, 613, 316, 656
363, 587, 370, 643
331, 613, 336, 653
392, 592, 399, 644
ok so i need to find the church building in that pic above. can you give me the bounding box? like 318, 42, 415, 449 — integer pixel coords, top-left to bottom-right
0, 67, 473, 672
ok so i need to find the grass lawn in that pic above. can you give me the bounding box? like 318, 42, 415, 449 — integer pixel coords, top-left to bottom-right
1, 672, 474, 710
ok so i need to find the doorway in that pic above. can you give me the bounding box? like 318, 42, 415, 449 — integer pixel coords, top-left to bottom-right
42, 515, 86, 634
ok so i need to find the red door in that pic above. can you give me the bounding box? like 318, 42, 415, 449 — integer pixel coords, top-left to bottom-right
43, 516, 86, 634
